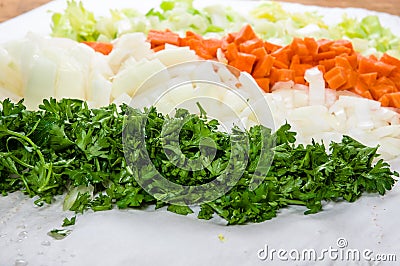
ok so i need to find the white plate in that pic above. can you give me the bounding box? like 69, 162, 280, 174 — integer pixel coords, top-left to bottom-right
0, 1, 399, 266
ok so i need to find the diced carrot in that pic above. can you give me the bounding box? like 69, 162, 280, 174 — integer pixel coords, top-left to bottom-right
345, 54, 358, 69
225, 43, 239, 62
228, 32, 238, 41
335, 56, 352, 69
290, 63, 313, 77
221, 36, 231, 50
378, 94, 390, 107
388, 69, 400, 90
276, 69, 295, 82
314, 50, 336, 61
304, 37, 318, 56
203, 38, 222, 57
269, 67, 280, 85
369, 54, 378, 61
324, 66, 347, 90
264, 41, 282, 53
386, 92, 400, 108
252, 55, 275, 78
300, 55, 314, 64
185, 31, 203, 40
380, 53, 400, 68
251, 47, 268, 59
294, 76, 306, 85
332, 39, 353, 49
152, 44, 165, 52
290, 54, 301, 66
229, 52, 257, 73
317, 39, 334, 52
358, 72, 377, 87
220, 33, 237, 50
290, 38, 309, 56
147, 29, 180, 46
361, 90, 373, 100
316, 65, 326, 75
271, 47, 292, 67
358, 57, 375, 74
358, 57, 396, 78
273, 60, 289, 69
330, 45, 352, 56
354, 79, 369, 95
319, 59, 335, 72
339, 70, 359, 90
375, 61, 397, 77
255, 78, 270, 92
370, 76, 397, 100
234, 24, 257, 45
82, 41, 113, 55
187, 39, 213, 59
179, 38, 190, 47
332, 55, 358, 91
239, 39, 264, 54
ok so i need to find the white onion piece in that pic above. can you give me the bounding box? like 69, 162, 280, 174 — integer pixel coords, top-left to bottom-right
0, 47, 22, 96
154, 46, 198, 66
189, 61, 220, 83
304, 67, 325, 106
89, 74, 112, 108
24, 55, 57, 110
108, 33, 152, 73
111, 58, 169, 98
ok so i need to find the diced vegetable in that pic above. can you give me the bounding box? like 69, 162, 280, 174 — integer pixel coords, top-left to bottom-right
147, 25, 400, 108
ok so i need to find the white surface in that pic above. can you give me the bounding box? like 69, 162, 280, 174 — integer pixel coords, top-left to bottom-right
0, 1, 399, 266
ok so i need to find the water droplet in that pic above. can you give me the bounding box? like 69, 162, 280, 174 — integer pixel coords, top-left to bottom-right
18, 231, 28, 239
14, 259, 28, 266
16, 225, 26, 230
0, 233, 7, 238
41, 240, 51, 246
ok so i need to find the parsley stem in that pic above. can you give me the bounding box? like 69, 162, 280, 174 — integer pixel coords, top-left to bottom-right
3, 129, 46, 166
20, 175, 32, 195
38, 163, 53, 193
9, 154, 34, 169
196, 102, 207, 119
280, 198, 306, 206
26, 119, 41, 138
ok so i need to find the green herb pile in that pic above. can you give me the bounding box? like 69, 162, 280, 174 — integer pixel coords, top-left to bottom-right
0, 98, 397, 225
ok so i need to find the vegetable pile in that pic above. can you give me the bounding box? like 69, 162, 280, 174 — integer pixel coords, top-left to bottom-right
0, 99, 397, 224
1, 0, 400, 228
51, 0, 400, 57
147, 24, 400, 108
